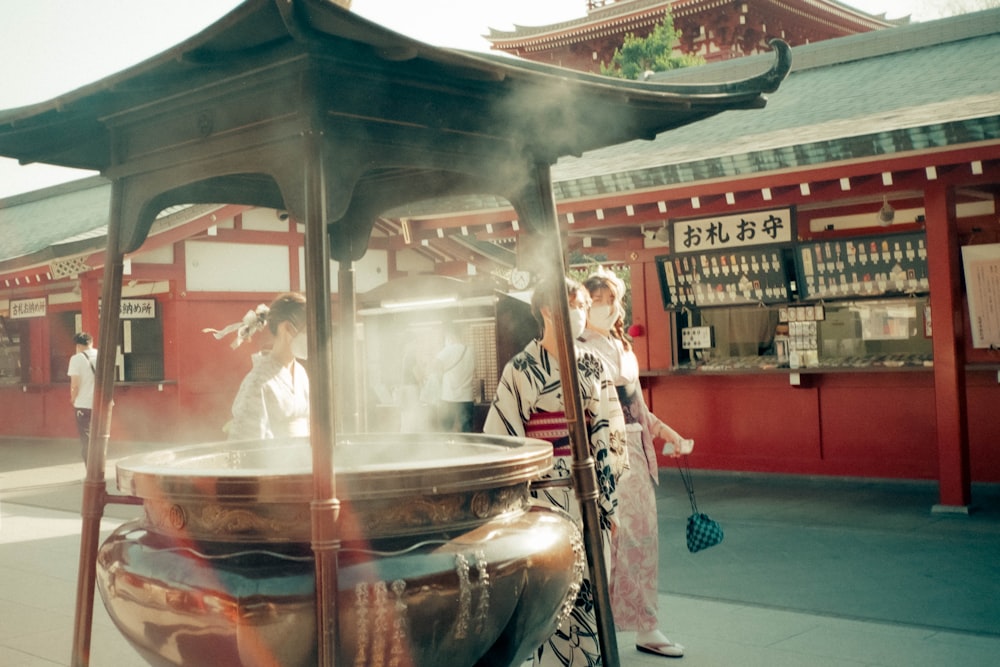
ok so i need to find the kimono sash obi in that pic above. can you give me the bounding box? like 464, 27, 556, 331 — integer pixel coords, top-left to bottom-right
525, 410, 572, 458
615, 384, 640, 425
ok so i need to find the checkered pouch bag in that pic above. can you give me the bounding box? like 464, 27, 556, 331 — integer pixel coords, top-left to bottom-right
678, 458, 724, 553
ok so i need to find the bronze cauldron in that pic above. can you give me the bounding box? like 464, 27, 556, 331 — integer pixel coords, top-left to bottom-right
96, 434, 583, 666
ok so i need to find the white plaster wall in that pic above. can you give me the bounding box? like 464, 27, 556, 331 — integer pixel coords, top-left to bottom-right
395, 248, 435, 275
185, 241, 290, 292
298, 247, 390, 294
131, 244, 174, 264
241, 207, 289, 231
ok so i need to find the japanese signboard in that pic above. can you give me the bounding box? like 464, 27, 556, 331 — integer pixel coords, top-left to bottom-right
120, 299, 156, 319
962, 243, 1000, 349
673, 207, 793, 253
10, 297, 46, 319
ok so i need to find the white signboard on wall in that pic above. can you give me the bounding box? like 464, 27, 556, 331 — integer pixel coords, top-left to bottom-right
673, 208, 793, 253
120, 299, 156, 319
10, 297, 46, 319
962, 243, 1000, 349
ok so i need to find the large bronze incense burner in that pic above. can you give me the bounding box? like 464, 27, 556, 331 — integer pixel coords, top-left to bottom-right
0, 1, 789, 665
98, 435, 584, 666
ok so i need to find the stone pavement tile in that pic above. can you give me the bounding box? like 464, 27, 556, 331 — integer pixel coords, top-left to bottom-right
641, 594, 1000, 667
0, 601, 67, 643
0, 644, 62, 667
0, 567, 77, 614
772, 619, 1000, 667
3, 615, 147, 667
617, 625, 868, 667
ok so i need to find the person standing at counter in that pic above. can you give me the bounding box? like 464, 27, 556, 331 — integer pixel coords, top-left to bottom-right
579, 268, 692, 660
484, 276, 627, 667
206, 292, 310, 441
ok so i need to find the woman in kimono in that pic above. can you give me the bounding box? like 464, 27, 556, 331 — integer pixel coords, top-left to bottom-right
211, 292, 310, 441
484, 276, 627, 667
578, 268, 691, 659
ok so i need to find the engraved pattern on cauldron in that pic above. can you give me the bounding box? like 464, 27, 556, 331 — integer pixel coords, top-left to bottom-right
143, 499, 312, 541
355, 484, 529, 537
141, 485, 530, 542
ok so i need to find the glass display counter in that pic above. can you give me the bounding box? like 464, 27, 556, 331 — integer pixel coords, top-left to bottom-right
672, 297, 933, 372
657, 226, 934, 374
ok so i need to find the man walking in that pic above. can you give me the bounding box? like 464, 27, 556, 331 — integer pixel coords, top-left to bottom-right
68, 332, 98, 464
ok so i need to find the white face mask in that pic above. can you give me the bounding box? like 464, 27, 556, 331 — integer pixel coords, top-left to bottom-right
291, 330, 308, 360
569, 308, 588, 339
588, 304, 619, 331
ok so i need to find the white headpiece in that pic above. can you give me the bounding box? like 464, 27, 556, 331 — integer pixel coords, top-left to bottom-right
202, 304, 269, 349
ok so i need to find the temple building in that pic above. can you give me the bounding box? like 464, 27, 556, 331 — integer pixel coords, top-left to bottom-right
487, 0, 903, 70
2, 7, 998, 511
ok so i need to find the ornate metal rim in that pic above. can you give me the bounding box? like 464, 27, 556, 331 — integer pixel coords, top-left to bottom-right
116, 433, 553, 504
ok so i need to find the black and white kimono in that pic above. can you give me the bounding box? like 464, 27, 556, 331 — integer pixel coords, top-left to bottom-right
484, 339, 627, 667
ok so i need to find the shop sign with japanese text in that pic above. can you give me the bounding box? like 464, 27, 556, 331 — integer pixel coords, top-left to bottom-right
673, 208, 793, 253
10, 297, 46, 319
120, 299, 156, 319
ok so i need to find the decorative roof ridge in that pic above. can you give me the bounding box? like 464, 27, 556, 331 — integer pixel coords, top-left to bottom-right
486, 0, 895, 42
806, 0, 906, 28
486, 0, 671, 41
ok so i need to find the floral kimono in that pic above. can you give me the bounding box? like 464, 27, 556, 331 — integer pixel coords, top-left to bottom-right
578, 329, 667, 634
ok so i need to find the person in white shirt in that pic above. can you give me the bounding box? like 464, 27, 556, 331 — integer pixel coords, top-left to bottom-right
67, 331, 98, 463
432, 326, 476, 432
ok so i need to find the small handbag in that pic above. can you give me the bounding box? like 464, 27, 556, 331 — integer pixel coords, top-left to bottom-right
678, 457, 724, 553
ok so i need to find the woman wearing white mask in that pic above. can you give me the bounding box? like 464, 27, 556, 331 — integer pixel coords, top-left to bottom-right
222, 291, 310, 441
484, 275, 626, 667
578, 269, 691, 660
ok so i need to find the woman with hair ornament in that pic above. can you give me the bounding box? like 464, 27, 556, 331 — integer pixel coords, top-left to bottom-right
206, 292, 310, 441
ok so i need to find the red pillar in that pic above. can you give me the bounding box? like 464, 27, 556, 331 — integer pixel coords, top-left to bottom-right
924, 183, 971, 510
80, 273, 101, 336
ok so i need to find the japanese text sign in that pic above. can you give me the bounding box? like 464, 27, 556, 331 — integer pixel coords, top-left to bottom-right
962, 243, 1000, 349
10, 297, 46, 319
673, 208, 793, 253
120, 299, 156, 319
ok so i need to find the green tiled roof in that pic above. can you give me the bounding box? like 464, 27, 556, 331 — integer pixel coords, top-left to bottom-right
552, 8, 1000, 197
381, 9, 1000, 217
0, 178, 110, 266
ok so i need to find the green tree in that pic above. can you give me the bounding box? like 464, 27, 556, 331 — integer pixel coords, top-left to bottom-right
600, 12, 704, 80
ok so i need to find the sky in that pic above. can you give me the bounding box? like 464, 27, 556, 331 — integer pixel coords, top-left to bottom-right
0, 0, 959, 198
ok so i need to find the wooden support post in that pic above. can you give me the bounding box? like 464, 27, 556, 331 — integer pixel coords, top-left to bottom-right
924, 182, 972, 511
301, 121, 342, 666
71, 181, 125, 666
519, 161, 620, 667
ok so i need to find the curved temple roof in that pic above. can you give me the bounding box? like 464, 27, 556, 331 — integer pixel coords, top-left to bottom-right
0, 0, 790, 253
